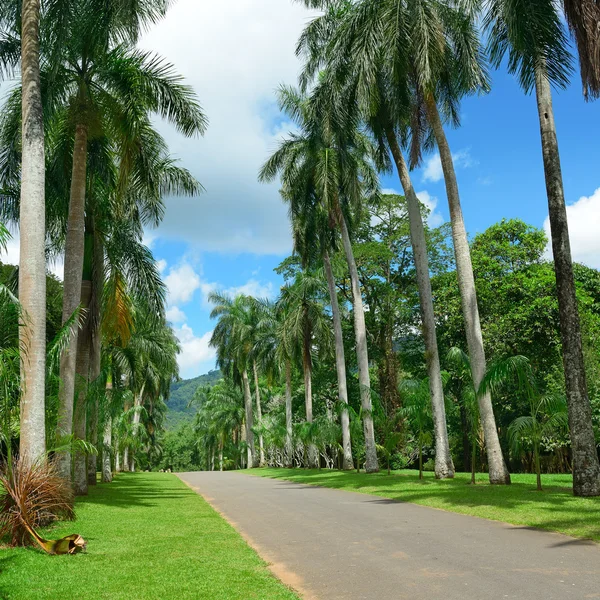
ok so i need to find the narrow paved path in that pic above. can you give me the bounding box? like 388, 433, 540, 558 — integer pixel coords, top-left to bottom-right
179, 472, 600, 600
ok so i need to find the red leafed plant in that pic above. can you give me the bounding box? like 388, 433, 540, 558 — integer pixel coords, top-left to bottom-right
0, 456, 74, 548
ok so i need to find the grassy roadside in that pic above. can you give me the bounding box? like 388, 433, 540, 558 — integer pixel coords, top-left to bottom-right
0, 472, 298, 600
249, 468, 600, 541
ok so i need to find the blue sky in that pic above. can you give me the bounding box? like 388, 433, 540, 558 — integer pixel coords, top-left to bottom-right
2, 1, 598, 380
141, 2, 600, 379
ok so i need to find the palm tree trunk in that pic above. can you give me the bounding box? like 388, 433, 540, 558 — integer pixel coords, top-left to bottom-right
73, 279, 92, 496
323, 251, 354, 470
534, 443, 542, 492
56, 122, 89, 481
302, 328, 319, 469
252, 361, 265, 467
219, 436, 224, 472
242, 369, 256, 467
534, 64, 600, 497
285, 360, 293, 467
128, 384, 145, 474
18, 0, 46, 468
424, 97, 510, 485
87, 233, 103, 485
386, 129, 455, 479
337, 209, 379, 473
102, 371, 113, 483
122, 446, 129, 472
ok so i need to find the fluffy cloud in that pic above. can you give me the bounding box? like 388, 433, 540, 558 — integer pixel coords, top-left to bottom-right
543, 187, 600, 269
422, 149, 475, 183
138, 0, 318, 256
174, 324, 217, 377
166, 305, 187, 324
224, 279, 275, 300
164, 262, 201, 305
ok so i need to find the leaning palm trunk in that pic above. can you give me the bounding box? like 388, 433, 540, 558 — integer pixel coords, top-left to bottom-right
18, 0, 46, 468
337, 209, 379, 473
386, 129, 454, 479
284, 360, 293, 467
425, 97, 510, 485
242, 369, 256, 467
252, 361, 265, 467
73, 280, 92, 496
534, 63, 600, 496
56, 122, 89, 481
323, 251, 354, 470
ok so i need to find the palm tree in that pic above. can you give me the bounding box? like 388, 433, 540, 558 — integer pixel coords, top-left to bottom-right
45, 4, 206, 481
16, 0, 46, 467
484, 0, 600, 497
299, 0, 508, 484
209, 294, 259, 468
260, 85, 379, 472
278, 270, 332, 469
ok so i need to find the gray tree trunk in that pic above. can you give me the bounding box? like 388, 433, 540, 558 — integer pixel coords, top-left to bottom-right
303, 346, 319, 468
338, 210, 379, 473
386, 129, 454, 479
73, 280, 92, 495
534, 65, 600, 496
102, 415, 112, 483
253, 360, 265, 466
219, 437, 224, 472
128, 384, 145, 473
285, 360, 293, 467
56, 122, 89, 481
18, 0, 46, 468
87, 233, 103, 485
323, 251, 354, 470
242, 369, 257, 467
425, 97, 510, 484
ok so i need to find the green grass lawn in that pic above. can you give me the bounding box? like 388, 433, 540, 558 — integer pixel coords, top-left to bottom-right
0, 472, 297, 600
249, 468, 600, 541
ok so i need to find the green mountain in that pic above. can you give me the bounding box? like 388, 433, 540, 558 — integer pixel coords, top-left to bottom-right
166, 369, 222, 427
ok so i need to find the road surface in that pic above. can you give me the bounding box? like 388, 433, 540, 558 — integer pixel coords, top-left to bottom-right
178, 471, 600, 600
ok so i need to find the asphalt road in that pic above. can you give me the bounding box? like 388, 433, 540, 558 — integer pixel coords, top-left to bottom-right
178, 471, 600, 600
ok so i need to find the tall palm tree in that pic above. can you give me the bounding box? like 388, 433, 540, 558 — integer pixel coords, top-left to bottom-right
45, 4, 206, 481
209, 293, 259, 468
484, 0, 600, 497
278, 270, 332, 469
260, 85, 379, 472
16, 0, 46, 467
300, 0, 509, 484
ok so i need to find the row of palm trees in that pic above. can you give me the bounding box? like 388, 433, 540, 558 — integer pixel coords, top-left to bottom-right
242, 0, 599, 495
2, 0, 204, 492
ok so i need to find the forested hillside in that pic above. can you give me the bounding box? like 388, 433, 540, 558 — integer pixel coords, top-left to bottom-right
167, 370, 222, 426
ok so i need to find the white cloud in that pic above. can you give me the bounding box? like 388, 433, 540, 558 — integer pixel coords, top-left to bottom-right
422, 149, 475, 183
156, 259, 167, 274
166, 305, 187, 324
543, 187, 600, 269
378, 187, 444, 228
224, 279, 274, 299
164, 262, 201, 305
138, 0, 319, 255
174, 324, 217, 377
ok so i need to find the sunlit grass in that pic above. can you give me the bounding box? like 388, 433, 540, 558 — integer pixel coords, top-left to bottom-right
250, 468, 600, 541
0, 472, 297, 600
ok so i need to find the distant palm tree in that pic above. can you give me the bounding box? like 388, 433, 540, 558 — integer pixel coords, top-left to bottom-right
485, 0, 600, 497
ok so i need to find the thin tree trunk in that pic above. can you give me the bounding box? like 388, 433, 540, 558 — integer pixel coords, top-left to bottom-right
115, 449, 121, 473
18, 0, 46, 468
87, 233, 103, 485
122, 446, 129, 472
285, 360, 293, 467
102, 418, 112, 484
323, 251, 354, 470
535, 444, 542, 492
242, 369, 256, 467
219, 436, 224, 472
129, 384, 145, 474
424, 97, 510, 485
303, 347, 319, 469
534, 65, 600, 497
73, 279, 92, 496
56, 122, 89, 481
386, 129, 454, 479
252, 361, 265, 467
337, 209, 379, 473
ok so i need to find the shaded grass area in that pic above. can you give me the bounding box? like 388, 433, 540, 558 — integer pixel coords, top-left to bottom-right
0, 473, 297, 600
250, 468, 600, 541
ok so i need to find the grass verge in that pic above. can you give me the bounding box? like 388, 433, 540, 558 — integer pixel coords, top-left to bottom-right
0, 472, 298, 600
249, 468, 600, 541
